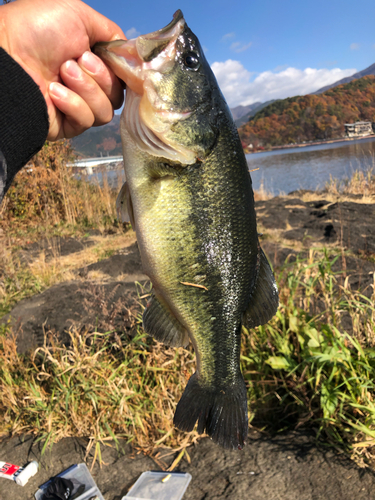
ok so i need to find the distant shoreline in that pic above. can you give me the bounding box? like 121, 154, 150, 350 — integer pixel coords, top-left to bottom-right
246, 133, 375, 154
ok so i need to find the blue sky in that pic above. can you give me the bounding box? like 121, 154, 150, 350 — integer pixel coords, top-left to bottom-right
86, 0, 375, 108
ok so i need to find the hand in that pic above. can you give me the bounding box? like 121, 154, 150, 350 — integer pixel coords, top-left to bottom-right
0, 0, 126, 140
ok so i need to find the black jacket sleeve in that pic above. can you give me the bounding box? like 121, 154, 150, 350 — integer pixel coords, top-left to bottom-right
0, 47, 49, 203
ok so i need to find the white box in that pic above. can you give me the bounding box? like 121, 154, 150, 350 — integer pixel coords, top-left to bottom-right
123, 471, 192, 500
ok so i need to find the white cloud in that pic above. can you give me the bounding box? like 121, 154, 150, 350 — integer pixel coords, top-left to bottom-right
350, 43, 360, 50
125, 27, 141, 39
230, 41, 252, 53
211, 60, 356, 108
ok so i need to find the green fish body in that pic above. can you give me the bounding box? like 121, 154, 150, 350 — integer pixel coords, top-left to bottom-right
94, 10, 278, 449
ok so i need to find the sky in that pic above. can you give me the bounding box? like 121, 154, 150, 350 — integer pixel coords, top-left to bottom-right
85, 0, 375, 109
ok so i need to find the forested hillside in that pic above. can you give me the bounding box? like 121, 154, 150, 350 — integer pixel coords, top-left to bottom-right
71, 114, 122, 157
238, 76, 375, 149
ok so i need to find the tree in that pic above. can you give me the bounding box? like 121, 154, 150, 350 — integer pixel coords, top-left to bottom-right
238, 76, 375, 148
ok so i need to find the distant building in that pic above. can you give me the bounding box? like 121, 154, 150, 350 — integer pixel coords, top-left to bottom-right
345, 121, 374, 137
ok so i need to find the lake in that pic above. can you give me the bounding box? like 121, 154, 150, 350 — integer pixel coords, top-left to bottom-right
87, 136, 375, 196
247, 136, 375, 195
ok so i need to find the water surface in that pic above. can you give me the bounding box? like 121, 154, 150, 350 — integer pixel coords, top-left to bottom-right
85, 137, 375, 196
247, 137, 375, 195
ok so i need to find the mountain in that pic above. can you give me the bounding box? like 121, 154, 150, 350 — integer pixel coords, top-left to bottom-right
238, 75, 375, 149
71, 114, 122, 157
73, 101, 274, 156
72, 63, 375, 157
230, 103, 262, 121
234, 100, 277, 127
314, 62, 375, 94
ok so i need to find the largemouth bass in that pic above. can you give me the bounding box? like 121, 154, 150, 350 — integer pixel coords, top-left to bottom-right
94, 10, 278, 449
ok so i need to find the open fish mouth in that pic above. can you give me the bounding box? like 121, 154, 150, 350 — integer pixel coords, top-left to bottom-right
93, 10, 185, 94
94, 10, 197, 164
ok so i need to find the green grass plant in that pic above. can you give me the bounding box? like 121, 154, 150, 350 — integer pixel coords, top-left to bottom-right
1, 249, 375, 466
1, 143, 375, 465
242, 249, 375, 464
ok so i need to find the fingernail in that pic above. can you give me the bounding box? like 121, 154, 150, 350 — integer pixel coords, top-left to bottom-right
65, 60, 81, 78
81, 51, 103, 74
50, 82, 68, 99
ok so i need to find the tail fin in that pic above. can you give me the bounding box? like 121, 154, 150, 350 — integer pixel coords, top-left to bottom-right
173, 373, 248, 449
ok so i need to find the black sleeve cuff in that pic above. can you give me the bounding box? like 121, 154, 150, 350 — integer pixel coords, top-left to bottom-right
0, 47, 49, 199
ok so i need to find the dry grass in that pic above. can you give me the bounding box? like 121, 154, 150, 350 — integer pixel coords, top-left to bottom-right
253, 180, 277, 201
1, 145, 375, 466
325, 168, 375, 199
254, 163, 375, 204
26, 232, 135, 278
0, 141, 122, 239
1, 249, 375, 468
0, 319, 201, 461
0, 139, 131, 316
0, 231, 136, 317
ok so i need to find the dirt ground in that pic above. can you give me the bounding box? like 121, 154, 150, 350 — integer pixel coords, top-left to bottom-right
1, 193, 375, 499
1, 431, 375, 500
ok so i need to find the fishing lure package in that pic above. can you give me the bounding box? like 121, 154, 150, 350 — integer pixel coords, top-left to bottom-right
34, 463, 104, 500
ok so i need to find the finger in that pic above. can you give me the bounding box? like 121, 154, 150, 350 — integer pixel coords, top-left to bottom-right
60, 59, 114, 126
78, 51, 124, 110
49, 82, 95, 139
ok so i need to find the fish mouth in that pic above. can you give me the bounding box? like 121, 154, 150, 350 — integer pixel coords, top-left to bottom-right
94, 10, 196, 165
136, 9, 184, 62
93, 10, 185, 93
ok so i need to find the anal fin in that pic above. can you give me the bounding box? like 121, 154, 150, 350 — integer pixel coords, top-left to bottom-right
143, 292, 189, 348
244, 247, 279, 328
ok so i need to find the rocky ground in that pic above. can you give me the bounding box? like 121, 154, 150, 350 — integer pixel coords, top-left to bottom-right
5, 237, 147, 353
2, 431, 375, 500
1, 192, 375, 499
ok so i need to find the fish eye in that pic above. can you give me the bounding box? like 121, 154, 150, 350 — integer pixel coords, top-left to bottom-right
183, 52, 200, 71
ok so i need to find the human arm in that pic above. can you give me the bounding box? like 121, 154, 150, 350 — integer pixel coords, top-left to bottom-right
0, 0, 126, 201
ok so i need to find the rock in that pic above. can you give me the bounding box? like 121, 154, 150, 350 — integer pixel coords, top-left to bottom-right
256, 198, 375, 257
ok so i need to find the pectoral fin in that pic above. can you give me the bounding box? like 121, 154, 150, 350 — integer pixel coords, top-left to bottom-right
244, 247, 279, 328
116, 182, 136, 229
143, 292, 190, 347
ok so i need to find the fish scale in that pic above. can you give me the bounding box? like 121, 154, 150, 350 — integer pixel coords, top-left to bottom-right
94, 9, 278, 449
